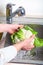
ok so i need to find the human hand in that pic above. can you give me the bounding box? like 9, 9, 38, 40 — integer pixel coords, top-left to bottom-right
7, 24, 23, 34
14, 35, 35, 51
0, 24, 23, 34
21, 35, 35, 50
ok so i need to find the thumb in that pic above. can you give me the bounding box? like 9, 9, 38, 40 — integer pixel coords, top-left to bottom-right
29, 34, 35, 40
25, 34, 35, 43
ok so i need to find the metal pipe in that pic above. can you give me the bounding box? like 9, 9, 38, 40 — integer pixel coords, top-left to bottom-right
6, 4, 25, 24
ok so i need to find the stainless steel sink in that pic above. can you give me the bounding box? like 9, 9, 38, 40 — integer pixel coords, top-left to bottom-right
2, 24, 43, 65
5, 63, 40, 65
0, 17, 43, 65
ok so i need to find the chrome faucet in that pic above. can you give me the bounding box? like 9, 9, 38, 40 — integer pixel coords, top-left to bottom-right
6, 4, 25, 24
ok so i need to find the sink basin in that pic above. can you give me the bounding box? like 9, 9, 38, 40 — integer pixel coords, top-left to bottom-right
2, 24, 43, 65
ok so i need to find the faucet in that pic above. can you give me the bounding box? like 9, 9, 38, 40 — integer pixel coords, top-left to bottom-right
6, 4, 25, 24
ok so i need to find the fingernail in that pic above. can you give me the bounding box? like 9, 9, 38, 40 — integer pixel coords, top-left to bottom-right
18, 27, 20, 29
20, 25, 24, 28
31, 34, 35, 38
15, 29, 18, 32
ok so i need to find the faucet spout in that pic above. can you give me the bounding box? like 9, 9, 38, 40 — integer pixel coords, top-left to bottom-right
6, 4, 25, 24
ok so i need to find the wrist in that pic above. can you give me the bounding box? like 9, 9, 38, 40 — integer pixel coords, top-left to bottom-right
0, 24, 9, 32
13, 41, 24, 51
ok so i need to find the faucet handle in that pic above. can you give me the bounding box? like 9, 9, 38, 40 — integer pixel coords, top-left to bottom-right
12, 4, 16, 6
16, 6, 25, 16
6, 4, 15, 8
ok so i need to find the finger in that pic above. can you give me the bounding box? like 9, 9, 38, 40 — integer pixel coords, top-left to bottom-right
22, 47, 31, 50
30, 44, 34, 48
12, 24, 24, 29
23, 45, 34, 50
24, 46, 34, 50
30, 34, 35, 39
28, 34, 35, 43
24, 34, 35, 44
18, 24, 24, 28
8, 29, 15, 34
25, 48, 31, 51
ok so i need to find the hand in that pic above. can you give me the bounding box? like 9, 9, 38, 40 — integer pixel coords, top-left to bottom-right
22, 35, 35, 50
0, 24, 23, 34
14, 35, 35, 51
7, 24, 23, 34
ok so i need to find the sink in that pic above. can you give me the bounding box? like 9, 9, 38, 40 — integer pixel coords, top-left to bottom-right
2, 24, 43, 65
0, 17, 43, 65
5, 63, 40, 65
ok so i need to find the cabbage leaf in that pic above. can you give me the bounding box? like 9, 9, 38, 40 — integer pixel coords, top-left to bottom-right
11, 25, 43, 47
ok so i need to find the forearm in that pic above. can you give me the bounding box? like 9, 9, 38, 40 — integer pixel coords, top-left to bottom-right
0, 24, 8, 33
13, 41, 24, 51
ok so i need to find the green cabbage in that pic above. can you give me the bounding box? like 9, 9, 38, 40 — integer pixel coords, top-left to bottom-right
11, 25, 43, 47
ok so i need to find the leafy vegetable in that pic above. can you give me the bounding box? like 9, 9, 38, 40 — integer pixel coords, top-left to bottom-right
11, 25, 43, 47
16, 29, 25, 40
34, 37, 43, 47
24, 25, 38, 35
